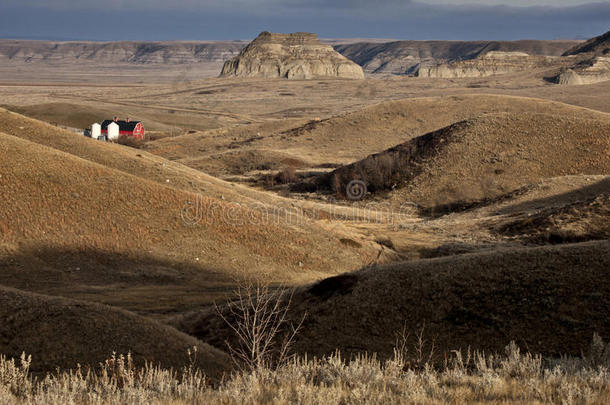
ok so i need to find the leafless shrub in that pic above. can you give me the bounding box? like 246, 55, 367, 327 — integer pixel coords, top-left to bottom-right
118, 136, 146, 149
216, 283, 305, 371
587, 333, 610, 369
500, 341, 542, 379
390, 324, 436, 372
275, 167, 298, 184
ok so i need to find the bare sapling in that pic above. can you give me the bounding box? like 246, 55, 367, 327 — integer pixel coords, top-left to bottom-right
216, 282, 305, 371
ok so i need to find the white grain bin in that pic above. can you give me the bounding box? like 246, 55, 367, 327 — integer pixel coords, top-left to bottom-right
91, 123, 101, 140
107, 121, 120, 141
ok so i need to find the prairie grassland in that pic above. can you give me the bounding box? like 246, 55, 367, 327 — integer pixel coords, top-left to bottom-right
1, 339, 609, 405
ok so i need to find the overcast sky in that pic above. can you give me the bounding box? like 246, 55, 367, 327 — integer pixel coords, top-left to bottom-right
0, 1, 608, 41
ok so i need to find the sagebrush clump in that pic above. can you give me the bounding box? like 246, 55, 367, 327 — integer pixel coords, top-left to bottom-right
1, 336, 609, 404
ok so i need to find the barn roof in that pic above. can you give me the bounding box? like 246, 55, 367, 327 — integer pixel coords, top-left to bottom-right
101, 120, 141, 131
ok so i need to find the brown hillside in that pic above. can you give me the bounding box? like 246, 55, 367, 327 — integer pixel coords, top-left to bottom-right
563, 30, 610, 57
0, 108, 318, 206
0, 131, 377, 314
0, 103, 120, 130
0, 286, 231, 377
321, 112, 610, 208
450, 175, 610, 247
495, 189, 610, 244
0, 106, 384, 225
176, 240, 610, 362
146, 95, 610, 176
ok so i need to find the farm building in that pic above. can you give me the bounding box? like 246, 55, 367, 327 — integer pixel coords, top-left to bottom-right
100, 118, 145, 140
90, 123, 101, 139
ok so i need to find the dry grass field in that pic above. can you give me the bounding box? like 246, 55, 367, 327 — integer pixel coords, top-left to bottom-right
0, 36, 609, 403
1, 340, 609, 404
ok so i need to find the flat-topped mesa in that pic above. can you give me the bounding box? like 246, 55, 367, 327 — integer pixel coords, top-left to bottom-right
253, 31, 320, 45
220, 31, 365, 80
480, 51, 530, 59
417, 51, 557, 78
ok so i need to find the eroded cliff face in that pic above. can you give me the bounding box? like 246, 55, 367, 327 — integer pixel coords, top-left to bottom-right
555, 57, 610, 85
0, 40, 247, 64
554, 30, 610, 85
414, 31, 610, 85
335, 40, 580, 75
220, 32, 364, 80
416, 51, 558, 78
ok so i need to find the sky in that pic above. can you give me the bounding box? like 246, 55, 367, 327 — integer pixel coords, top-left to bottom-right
0, 1, 608, 41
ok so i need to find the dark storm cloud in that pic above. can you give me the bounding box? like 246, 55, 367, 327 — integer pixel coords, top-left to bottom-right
0, 1, 608, 40
0, 0, 413, 10
0, 0, 599, 9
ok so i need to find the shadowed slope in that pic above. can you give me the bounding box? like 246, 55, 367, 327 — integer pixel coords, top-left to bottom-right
494, 178, 610, 244
0, 286, 231, 377
563, 30, 610, 57
176, 241, 610, 362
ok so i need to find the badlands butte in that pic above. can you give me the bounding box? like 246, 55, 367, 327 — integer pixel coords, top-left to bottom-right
0, 29, 609, 378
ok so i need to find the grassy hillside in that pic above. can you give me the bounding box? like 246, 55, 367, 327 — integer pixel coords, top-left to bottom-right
320, 111, 610, 208
495, 187, 609, 243
0, 129, 378, 314
176, 241, 610, 361
145, 95, 610, 177
563, 29, 610, 56
1, 103, 120, 130
0, 286, 231, 376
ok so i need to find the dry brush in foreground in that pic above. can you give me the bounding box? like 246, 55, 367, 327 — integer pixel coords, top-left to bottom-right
1, 337, 609, 405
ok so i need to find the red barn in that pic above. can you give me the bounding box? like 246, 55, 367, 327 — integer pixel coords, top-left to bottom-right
101, 118, 145, 140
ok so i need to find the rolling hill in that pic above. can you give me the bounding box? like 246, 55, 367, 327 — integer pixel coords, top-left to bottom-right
0, 111, 381, 314
319, 109, 610, 208
563, 29, 610, 57
175, 240, 610, 362
146, 95, 609, 176
0, 286, 231, 376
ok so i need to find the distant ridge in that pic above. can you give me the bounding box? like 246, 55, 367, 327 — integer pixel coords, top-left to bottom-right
0, 38, 583, 72
335, 39, 581, 74
563, 30, 610, 56
0, 39, 248, 64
